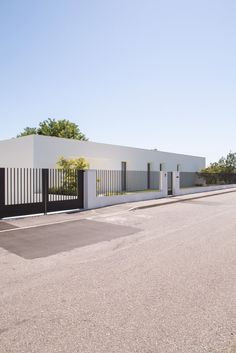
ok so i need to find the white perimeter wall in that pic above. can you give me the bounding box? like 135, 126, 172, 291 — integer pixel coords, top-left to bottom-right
0, 135, 205, 171
84, 170, 168, 209
0, 136, 34, 168
33, 135, 205, 171
172, 172, 236, 196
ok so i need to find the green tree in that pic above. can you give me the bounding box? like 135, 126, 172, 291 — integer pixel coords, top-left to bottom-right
200, 152, 236, 185
201, 152, 236, 173
17, 118, 88, 140
51, 156, 89, 195
224, 152, 236, 172
17, 127, 37, 137
57, 156, 89, 170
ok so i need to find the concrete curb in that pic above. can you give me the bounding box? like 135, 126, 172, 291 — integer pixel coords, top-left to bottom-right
130, 188, 236, 211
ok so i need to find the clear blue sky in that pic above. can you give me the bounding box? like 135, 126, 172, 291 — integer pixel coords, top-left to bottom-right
0, 0, 235, 165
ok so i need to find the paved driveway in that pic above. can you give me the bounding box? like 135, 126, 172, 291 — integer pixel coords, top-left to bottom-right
0, 219, 139, 259
0, 192, 236, 353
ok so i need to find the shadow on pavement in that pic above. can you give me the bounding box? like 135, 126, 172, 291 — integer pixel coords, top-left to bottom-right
0, 219, 140, 259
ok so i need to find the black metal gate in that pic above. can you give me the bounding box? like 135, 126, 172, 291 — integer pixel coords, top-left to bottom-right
0, 168, 84, 219
46, 169, 84, 213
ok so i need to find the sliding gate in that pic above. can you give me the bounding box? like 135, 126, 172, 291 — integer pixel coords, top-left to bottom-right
0, 168, 84, 219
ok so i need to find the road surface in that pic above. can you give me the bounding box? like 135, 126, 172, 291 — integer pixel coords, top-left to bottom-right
0, 192, 236, 353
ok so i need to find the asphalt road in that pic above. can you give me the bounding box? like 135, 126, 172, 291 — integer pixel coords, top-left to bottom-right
0, 192, 236, 353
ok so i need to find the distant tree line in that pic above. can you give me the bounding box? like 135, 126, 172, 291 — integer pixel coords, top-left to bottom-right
201, 152, 236, 174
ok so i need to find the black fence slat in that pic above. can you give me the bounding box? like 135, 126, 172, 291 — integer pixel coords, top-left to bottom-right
10, 168, 12, 205
6, 168, 9, 205
95, 170, 162, 196
30, 168, 32, 204
0, 168, 5, 208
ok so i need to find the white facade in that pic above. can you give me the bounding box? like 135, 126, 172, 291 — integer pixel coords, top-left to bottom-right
0, 136, 34, 168
0, 135, 205, 171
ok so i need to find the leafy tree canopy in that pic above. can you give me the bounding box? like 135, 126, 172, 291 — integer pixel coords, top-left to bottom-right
17, 127, 37, 137
201, 152, 236, 173
17, 118, 88, 141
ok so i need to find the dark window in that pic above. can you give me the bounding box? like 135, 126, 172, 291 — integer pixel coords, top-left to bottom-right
121, 162, 127, 191
147, 163, 151, 189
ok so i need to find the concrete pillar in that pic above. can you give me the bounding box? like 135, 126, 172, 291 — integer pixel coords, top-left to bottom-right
160, 171, 168, 197
84, 170, 97, 209
172, 171, 180, 196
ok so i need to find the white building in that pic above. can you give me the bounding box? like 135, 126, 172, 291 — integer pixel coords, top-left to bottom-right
0, 135, 205, 171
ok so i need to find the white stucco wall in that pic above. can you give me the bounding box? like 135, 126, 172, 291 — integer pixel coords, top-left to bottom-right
33, 135, 205, 171
0, 135, 206, 171
0, 135, 34, 168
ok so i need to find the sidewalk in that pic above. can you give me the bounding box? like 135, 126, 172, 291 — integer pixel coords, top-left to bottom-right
130, 187, 236, 210
2, 187, 236, 229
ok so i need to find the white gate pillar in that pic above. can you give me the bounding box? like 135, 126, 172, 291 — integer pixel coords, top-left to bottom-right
172, 171, 180, 196
84, 170, 97, 209
160, 171, 168, 197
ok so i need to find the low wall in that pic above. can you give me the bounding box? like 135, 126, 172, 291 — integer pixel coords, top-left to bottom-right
176, 184, 236, 196
90, 191, 164, 209
84, 170, 168, 209
83, 170, 236, 210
